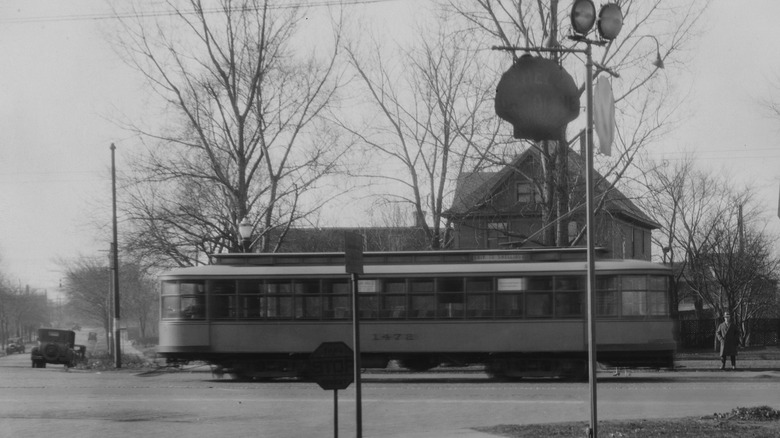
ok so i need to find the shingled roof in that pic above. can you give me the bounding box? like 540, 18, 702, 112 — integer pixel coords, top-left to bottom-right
446, 148, 659, 229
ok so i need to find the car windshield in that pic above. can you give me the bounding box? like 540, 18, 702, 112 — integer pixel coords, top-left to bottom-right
39, 331, 69, 342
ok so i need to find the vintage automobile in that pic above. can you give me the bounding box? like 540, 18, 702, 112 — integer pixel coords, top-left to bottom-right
5, 337, 25, 355
30, 328, 84, 368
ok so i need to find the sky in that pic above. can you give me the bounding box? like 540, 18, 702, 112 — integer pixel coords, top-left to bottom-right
0, 0, 779, 300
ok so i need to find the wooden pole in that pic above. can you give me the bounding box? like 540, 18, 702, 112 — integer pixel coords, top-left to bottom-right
110, 143, 121, 369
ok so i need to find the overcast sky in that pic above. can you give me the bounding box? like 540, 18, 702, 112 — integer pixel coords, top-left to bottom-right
1, 0, 779, 299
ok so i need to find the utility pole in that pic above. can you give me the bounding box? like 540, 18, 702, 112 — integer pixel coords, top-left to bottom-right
111, 143, 121, 368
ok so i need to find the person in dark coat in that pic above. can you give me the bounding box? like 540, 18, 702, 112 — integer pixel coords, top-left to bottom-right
716, 312, 739, 370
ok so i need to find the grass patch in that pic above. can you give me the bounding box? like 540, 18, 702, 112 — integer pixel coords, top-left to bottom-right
476, 406, 780, 438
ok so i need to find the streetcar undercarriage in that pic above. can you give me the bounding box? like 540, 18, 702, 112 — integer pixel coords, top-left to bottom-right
161, 349, 674, 381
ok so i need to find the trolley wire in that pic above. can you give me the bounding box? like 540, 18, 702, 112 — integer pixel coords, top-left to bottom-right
0, 0, 404, 24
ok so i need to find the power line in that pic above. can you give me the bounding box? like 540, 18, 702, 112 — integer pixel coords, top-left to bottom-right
0, 0, 402, 24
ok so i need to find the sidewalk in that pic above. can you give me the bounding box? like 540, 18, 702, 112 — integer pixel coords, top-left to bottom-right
674, 346, 780, 372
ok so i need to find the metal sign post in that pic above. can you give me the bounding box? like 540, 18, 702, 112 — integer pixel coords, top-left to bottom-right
344, 231, 364, 438
308, 341, 354, 438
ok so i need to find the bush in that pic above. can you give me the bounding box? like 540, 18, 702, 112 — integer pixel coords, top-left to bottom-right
77, 351, 155, 371
715, 406, 780, 421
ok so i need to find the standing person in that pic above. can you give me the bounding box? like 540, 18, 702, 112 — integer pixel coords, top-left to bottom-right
716, 312, 739, 370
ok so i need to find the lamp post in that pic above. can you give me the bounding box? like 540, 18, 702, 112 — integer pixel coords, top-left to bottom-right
238, 220, 253, 253
493, 2, 625, 437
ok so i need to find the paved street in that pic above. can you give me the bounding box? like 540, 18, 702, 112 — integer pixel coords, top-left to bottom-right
1, 350, 779, 438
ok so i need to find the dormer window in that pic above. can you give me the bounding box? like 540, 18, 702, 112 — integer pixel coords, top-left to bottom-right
516, 181, 540, 204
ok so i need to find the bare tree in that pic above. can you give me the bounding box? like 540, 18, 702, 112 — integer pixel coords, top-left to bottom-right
634, 157, 780, 344
110, 0, 353, 267
60, 257, 112, 342
343, 17, 498, 249
60, 256, 159, 344
446, 0, 708, 247
0, 279, 48, 344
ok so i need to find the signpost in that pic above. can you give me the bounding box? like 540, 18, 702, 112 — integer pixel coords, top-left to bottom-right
344, 231, 364, 438
309, 232, 365, 438
309, 341, 354, 391
308, 341, 354, 438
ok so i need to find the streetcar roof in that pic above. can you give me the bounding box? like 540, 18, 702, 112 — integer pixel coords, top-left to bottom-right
159, 258, 670, 279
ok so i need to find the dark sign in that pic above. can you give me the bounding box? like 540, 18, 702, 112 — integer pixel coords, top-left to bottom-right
344, 231, 364, 274
495, 54, 580, 141
308, 341, 354, 390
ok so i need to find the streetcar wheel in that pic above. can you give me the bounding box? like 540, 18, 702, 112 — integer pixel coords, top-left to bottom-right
400, 356, 438, 372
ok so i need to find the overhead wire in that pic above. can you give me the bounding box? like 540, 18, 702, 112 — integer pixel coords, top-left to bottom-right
0, 0, 403, 24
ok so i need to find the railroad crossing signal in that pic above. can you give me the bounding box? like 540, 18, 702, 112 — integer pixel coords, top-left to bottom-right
308, 341, 354, 391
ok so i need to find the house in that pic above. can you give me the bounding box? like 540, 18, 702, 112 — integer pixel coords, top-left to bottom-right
443, 147, 658, 260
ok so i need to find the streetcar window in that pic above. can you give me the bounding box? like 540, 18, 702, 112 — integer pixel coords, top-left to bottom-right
265, 296, 293, 319
295, 280, 320, 294
438, 277, 464, 292
437, 293, 464, 318
265, 280, 292, 294
323, 295, 351, 320
621, 275, 648, 316
380, 295, 406, 318
324, 280, 350, 294
466, 294, 492, 318
211, 294, 236, 319
237, 279, 263, 294
647, 275, 669, 316
621, 292, 647, 316
437, 277, 464, 318
162, 296, 181, 319
648, 291, 668, 316
358, 295, 378, 319
411, 295, 435, 318
554, 292, 584, 317
466, 277, 492, 292
410, 278, 434, 293
649, 275, 667, 290
181, 296, 205, 319
526, 292, 552, 318
622, 275, 646, 290
554, 276, 585, 318
208, 279, 236, 295
495, 294, 523, 317
385, 279, 405, 293
161, 281, 179, 295
180, 281, 205, 295
526, 276, 553, 291
596, 276, 619, 316
240, 295, 263, 319
296, 296, 322, 320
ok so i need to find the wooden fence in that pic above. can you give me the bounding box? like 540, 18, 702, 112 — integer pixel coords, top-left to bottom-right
677, 318, 780, 349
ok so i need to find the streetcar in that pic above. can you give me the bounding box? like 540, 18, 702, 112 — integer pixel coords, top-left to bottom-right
158, 248, 676, 380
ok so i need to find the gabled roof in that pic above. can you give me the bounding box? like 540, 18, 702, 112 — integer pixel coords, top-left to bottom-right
447, 148, 536, 215
446, 147, 660, 229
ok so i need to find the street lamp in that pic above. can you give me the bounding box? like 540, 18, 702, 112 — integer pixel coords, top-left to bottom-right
493, 3, 625, 437
639, 35, 665, 69
571, 0, 596, 35
569, 5, 623, 438
238, 220, 253, 253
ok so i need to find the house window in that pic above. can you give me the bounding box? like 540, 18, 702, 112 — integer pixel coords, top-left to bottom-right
516, 182, 539, 204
